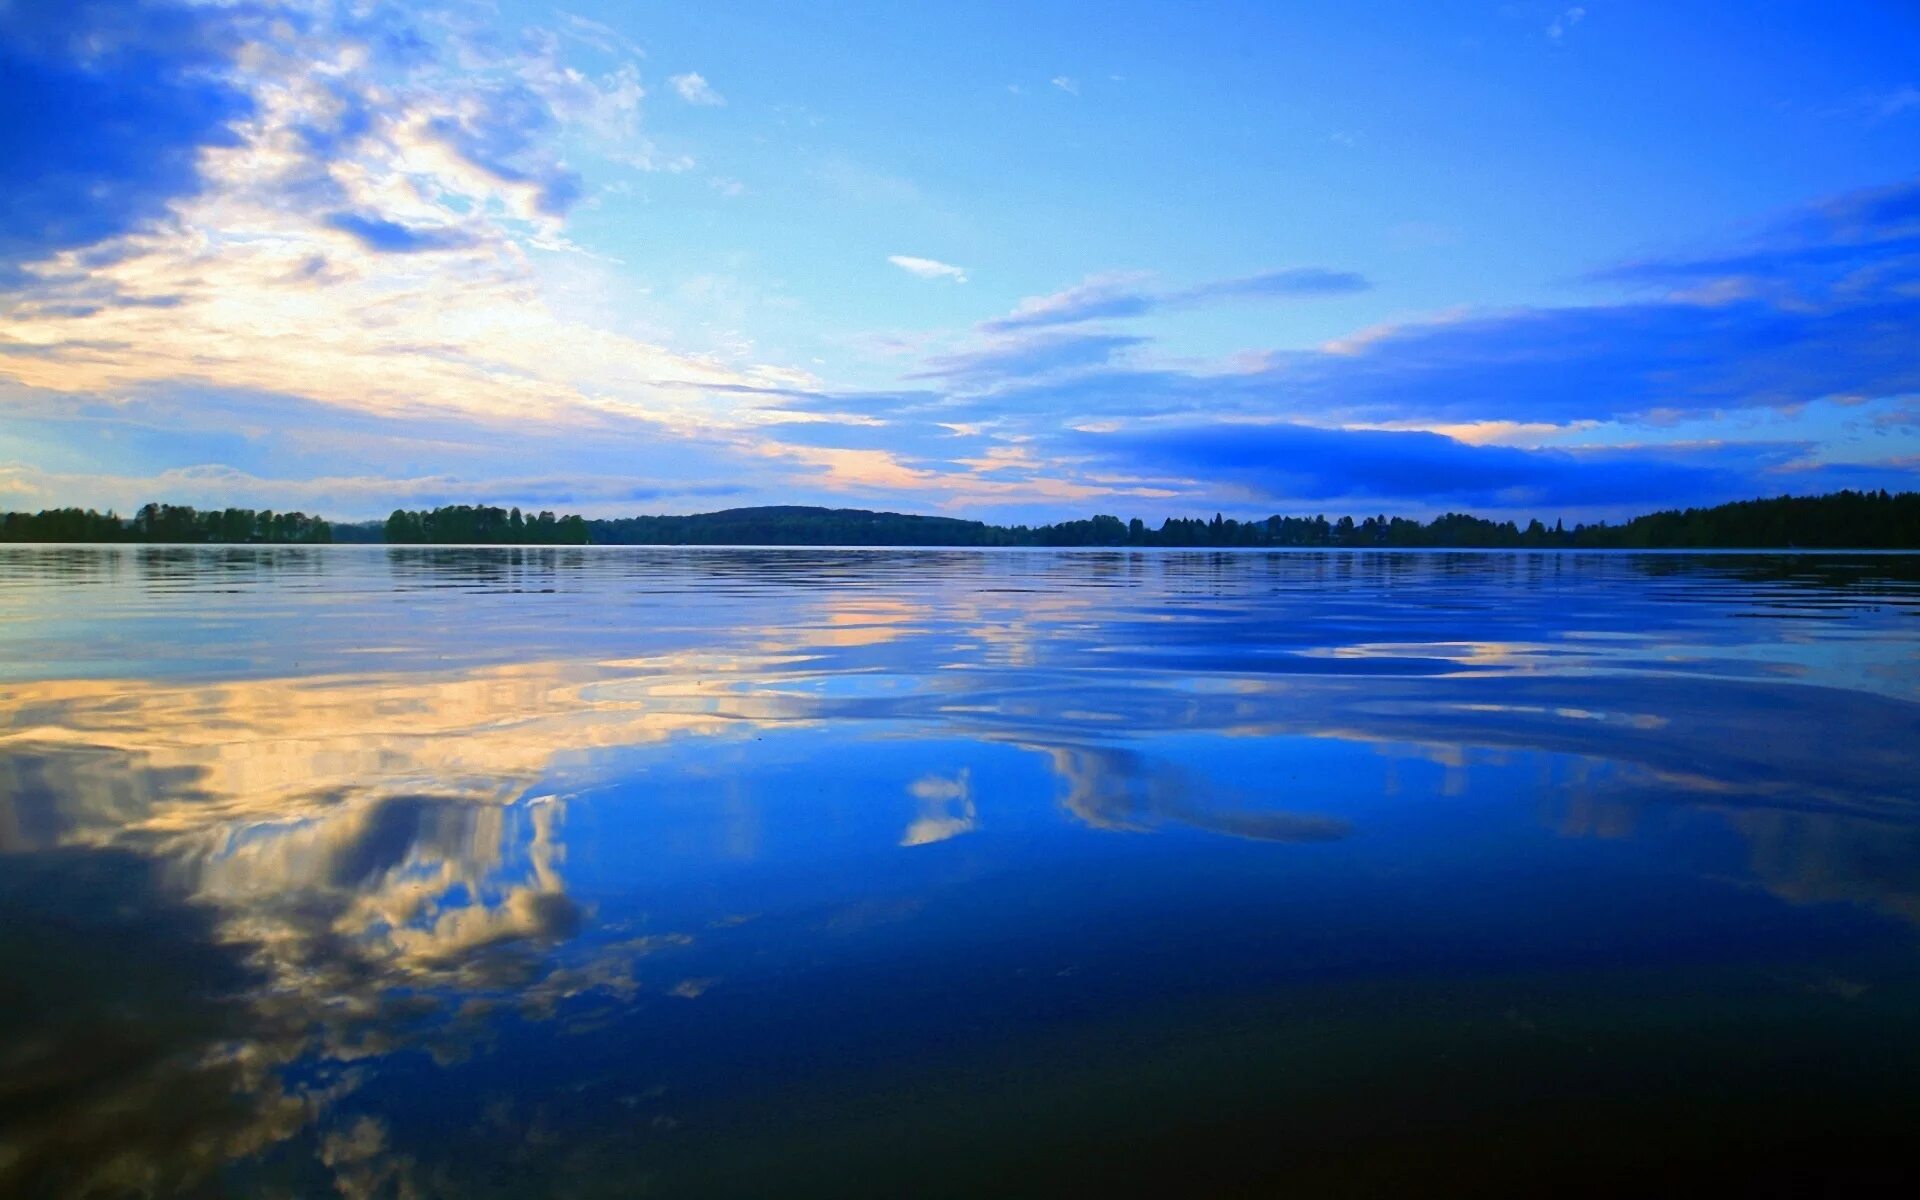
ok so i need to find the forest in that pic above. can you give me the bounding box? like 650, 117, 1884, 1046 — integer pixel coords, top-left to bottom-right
584, 491, 1920, 549
0, 503, 331, 543
383, 505, 590, 544
4, 491, 1917, 549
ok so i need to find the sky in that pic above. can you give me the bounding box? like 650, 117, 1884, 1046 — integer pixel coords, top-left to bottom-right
2, 0, 1918, 525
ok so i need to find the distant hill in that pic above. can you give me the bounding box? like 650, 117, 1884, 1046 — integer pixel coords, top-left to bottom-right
5, 491, 1918, 548
586, 492, 1920, 549
587, 505, 1014, 546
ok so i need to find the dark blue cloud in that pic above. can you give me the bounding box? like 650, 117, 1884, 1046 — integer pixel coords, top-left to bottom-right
1172, 268, 1371, 304
290, 79, 375, 159
747, 386, 946, 419
1073, 423, 1913, 511
981, 267, 1370, 334
424, 83, 583, 217
323, 213, 478, 254
334, 4, 435, 69
1253, 294, 1920, 424
618, 483, 750, 502
938, 177, 1920, 433
0, 0, 254, 280
1589, 177, 1920, 292
954, 204, 1920, 430
910, 332, 1146, 383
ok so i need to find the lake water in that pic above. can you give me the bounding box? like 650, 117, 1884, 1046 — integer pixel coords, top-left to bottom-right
2, 546, 1918, 1196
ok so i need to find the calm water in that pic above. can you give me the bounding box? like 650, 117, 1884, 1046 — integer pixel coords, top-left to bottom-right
3, 546, 1918, 1197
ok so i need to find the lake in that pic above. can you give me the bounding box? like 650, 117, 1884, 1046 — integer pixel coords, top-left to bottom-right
3, 546, 1918, 1196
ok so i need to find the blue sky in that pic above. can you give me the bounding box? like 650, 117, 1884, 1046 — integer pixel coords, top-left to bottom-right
2, 0, 1917, 522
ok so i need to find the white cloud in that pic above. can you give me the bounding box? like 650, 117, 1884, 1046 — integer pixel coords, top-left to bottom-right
1876, 85, 1920, 120
1547, 6, 1586, 41
0, 7, 805, 450
887, 255, 969, 283
556, 13, 643, 57
1051, 75, 1079, 95
669, 72, 725, 106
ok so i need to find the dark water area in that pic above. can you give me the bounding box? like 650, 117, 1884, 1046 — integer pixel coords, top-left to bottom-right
2, 546, 1918, 1197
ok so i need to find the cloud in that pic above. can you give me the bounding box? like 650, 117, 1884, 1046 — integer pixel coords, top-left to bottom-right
668, 72, 725, 106
323, 213, 479, 254
0, 2, 815, 455
758, 177, 1920, 515
420, 81, 586, 218
982, 267, 1370, 333
1586, 175, 1920, 293
1174, 268, 1372, 304
981, 273, 1156, 331
1877, 85, 1920, 120
750, 418, 978, 456
3, 4, 1916, 523
911, 332, 1145, 384
1072, 422, 1914, 512
640, 164, 1920, 513
944, 176, 1920, 433
956, 293, 1919, 435
888, 255, 969, 283
0, 0, 254, 280
1051, 76, 1079, 95
557, 13, 642, 58
1547, 6, 1586, 41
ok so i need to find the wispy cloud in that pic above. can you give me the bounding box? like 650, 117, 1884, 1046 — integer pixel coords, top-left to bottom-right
668, 72, 725, 106
1547, 6, 1586, 41
557, 12, 644, 57
935, 177, 1920, 435
982, 267, 1369, 333
1051, 76, 1079, 95
888, 255, 969, 283
911, 332, 1144, 383
1874, 84, 1920, 121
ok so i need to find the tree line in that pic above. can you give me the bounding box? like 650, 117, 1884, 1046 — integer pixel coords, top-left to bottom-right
583, 491, 1920, 549
0, 503, 331, 543
384, 505, 590, 544
4, 490, 1916, 548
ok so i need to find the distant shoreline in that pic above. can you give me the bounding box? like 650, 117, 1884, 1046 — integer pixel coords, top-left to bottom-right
4, 490, 1917, 550
9, 543, 1918, 555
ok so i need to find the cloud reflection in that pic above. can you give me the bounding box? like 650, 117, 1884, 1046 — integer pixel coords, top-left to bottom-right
2, 547, 1917, 1192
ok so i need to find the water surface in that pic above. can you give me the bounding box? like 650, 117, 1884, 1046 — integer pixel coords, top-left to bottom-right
3, 547, 1918, 1196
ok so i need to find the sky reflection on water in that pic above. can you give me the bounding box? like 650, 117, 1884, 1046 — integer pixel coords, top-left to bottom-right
2, 547, 1918, 1196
